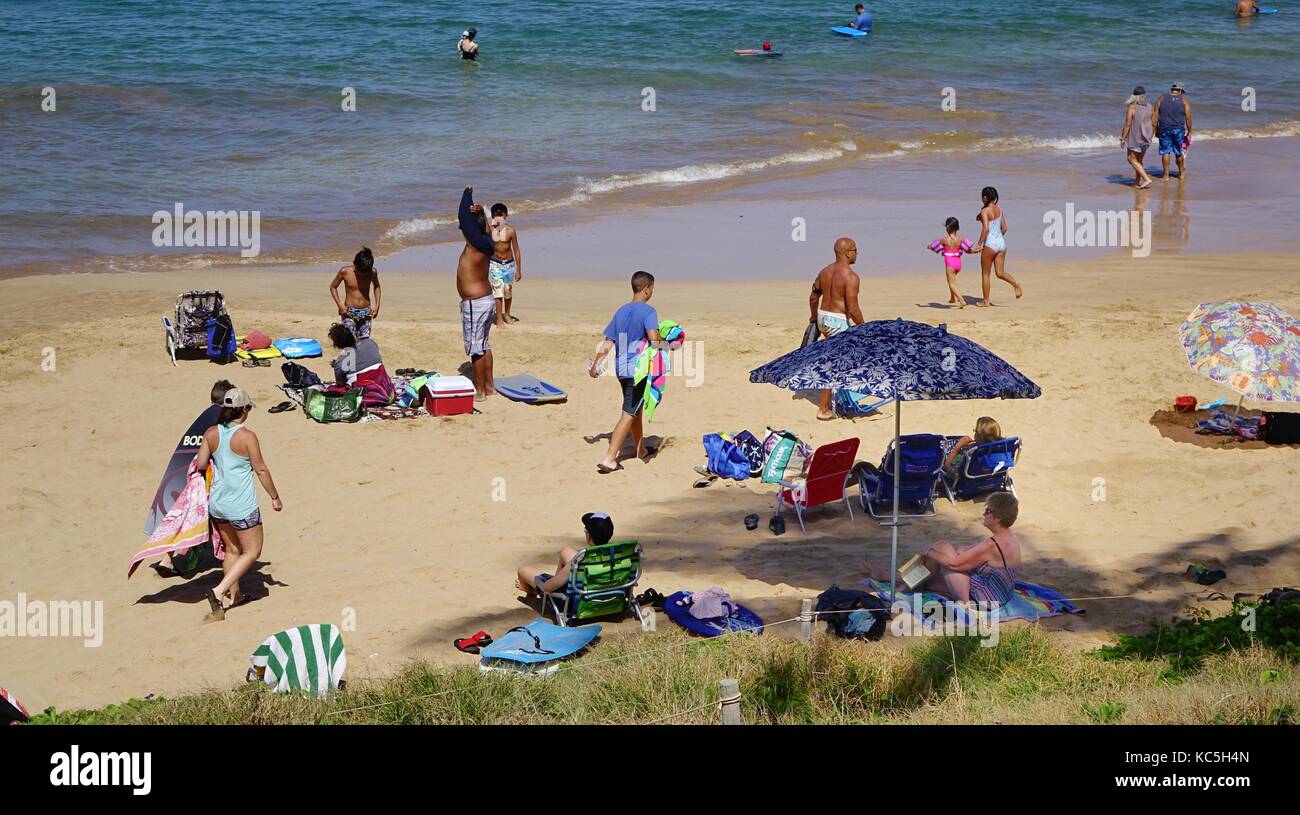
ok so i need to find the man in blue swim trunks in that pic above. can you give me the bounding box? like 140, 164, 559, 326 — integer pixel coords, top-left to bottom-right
809, 237, 864, 420
850, 3, 873, 31
1152, 82, 1192, 180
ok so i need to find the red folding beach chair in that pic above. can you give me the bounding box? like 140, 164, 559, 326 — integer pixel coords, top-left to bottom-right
774, 437, 860, 533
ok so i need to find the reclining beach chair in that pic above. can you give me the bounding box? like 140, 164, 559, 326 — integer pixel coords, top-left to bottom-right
774, 437, 860, 532
859, 433, 945, 518
543, 540, 644, 627
940, 436, 1021, 501
164, 290, 229, 365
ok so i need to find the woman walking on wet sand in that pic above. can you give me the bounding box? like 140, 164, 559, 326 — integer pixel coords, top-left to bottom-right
1121, 85, 1156, 189
195, 387, 282, 620
972, 186, 1023, 307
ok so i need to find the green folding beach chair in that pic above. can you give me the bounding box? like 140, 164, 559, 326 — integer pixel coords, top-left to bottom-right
543, 540, 644, 627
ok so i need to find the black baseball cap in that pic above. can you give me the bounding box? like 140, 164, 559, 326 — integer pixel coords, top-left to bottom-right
1132, 85, 1145, 95
581, 513, 614, 546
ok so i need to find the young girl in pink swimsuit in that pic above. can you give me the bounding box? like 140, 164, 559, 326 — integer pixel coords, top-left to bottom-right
928, 217, 977, 309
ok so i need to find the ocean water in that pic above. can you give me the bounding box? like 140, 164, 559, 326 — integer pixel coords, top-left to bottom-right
2, 0, 1298, 275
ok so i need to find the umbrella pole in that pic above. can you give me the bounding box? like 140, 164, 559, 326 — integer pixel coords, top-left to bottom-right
1233, 394, 1244, 419
890, 395, 901, 604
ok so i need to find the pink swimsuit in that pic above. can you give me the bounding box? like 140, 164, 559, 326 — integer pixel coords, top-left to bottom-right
930, 238, 973, 272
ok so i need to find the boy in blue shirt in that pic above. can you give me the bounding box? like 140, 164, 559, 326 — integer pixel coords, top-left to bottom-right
851, 4, 872, 31
589, 271, 662, 473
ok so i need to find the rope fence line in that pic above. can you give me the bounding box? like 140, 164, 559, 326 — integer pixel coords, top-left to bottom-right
317, 585, 1285, 721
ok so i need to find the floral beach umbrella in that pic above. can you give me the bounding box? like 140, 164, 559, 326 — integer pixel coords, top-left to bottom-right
1179, 301, 1300, 406
751, 319, 1041, 601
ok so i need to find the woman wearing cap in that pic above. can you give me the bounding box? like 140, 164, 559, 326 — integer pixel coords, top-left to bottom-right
195, 386, 282, 620
1121, 85, 1155, 189
515, 513, 614, 597
458, 29, 479, 61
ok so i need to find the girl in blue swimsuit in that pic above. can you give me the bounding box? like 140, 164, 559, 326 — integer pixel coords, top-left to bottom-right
974, 186, 1023, 307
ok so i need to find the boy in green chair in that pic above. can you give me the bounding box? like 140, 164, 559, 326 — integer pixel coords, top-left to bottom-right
515, 512, 614, 597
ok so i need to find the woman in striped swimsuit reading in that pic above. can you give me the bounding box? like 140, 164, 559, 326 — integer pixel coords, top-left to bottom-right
922, 492, 1022, 606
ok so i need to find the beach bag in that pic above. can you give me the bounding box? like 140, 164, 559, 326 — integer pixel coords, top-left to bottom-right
761, 428, 811, 484
1260, 411, 1300, 444
815, 585, 888, 641
733, 430, 765, 477
281, 361, 322, 389
702, 433, 750, 480
303, 387, 364, 423
205, 315, 236, 360
800, 322, 819, 349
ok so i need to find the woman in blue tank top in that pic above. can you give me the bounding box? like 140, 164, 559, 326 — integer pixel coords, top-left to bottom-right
195, 386, 282, 620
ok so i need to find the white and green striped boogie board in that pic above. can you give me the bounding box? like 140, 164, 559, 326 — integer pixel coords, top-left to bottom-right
249, 624, 347, 698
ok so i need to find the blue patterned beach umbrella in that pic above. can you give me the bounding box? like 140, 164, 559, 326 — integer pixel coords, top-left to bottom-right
750, 319, 1041, 600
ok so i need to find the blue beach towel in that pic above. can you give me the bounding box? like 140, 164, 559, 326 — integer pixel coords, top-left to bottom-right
861, 578, 1083, 629
478, 619, 600, 665
663, 590, 764, 637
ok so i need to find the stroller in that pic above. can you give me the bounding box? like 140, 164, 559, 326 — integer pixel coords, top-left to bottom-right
163, 290, 234, 365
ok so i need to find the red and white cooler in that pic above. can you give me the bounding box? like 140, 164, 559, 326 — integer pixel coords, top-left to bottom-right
422, 375, 475, 416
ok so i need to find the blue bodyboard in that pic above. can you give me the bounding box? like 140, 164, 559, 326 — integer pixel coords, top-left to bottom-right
478, 619, 600, 665
663, 591, 764, 637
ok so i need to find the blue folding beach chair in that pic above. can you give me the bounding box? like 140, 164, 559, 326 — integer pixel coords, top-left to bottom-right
858, 433, 946, 518
940, 436, 1021, 501
543, 540, 644, 627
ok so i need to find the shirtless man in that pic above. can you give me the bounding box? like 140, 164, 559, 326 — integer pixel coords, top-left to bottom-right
809, 237, 864, 420
1235, 0, 1261, 15
458, 186, 496, 399
329, 246, 381, 340
489, 203, 522, 327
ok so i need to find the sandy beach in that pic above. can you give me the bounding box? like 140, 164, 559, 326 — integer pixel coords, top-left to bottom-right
3, 240, 1299, 712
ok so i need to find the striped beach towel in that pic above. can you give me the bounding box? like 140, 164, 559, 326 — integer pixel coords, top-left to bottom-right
632, 320, 685, 423
249, 624, 347, 698
128, 456, 220, 578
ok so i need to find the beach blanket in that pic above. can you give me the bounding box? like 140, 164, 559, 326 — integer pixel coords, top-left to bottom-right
128, 457, 221, 578
361, 404, 429, 422
632, 319, 685, 422
860, 578, 1083, 628
664, 590, 764, 636
1196, 408, 1261, 440
249, 624, 347, 699
479, 619, 600, 666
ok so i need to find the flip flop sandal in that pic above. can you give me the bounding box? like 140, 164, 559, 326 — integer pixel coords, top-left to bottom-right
241, 359, 261, 368
693, 476, 716, 488
150, 562, 179, 578
596, 463, 624, 474
1202, 591, 1230, 601
268, 402, 296, 414
636, 589, 666, 609
205, 589, 226, 621
454, 631, 493, 654
395, 368, 417, 376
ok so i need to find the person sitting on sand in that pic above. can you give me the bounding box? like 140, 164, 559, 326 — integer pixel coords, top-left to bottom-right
810, 237, 864, 420
872, 493, 1022, 605
928, 217, 978, 309
1121, 85, 1155, 189
924, 493, 1021, 604
1236, 0, 1261, 16
329, 246, 381, 340
516, 513, 615, 597
590, 271, 662, 473
195, 387, 282, 620
943, 416, 1005, 477
328, 323, 395, 404
972, 186, 1022, 307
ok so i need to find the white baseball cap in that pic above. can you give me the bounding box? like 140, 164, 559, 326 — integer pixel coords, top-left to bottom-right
222, 388, 255, 409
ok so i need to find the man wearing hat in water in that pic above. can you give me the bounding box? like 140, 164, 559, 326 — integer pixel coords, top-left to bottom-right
1152, 82, 1193, 180
458, 28, 479, 61
515, 513, 615, 597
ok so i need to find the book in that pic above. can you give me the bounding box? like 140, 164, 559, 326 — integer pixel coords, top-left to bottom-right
899, 554, 932, 591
